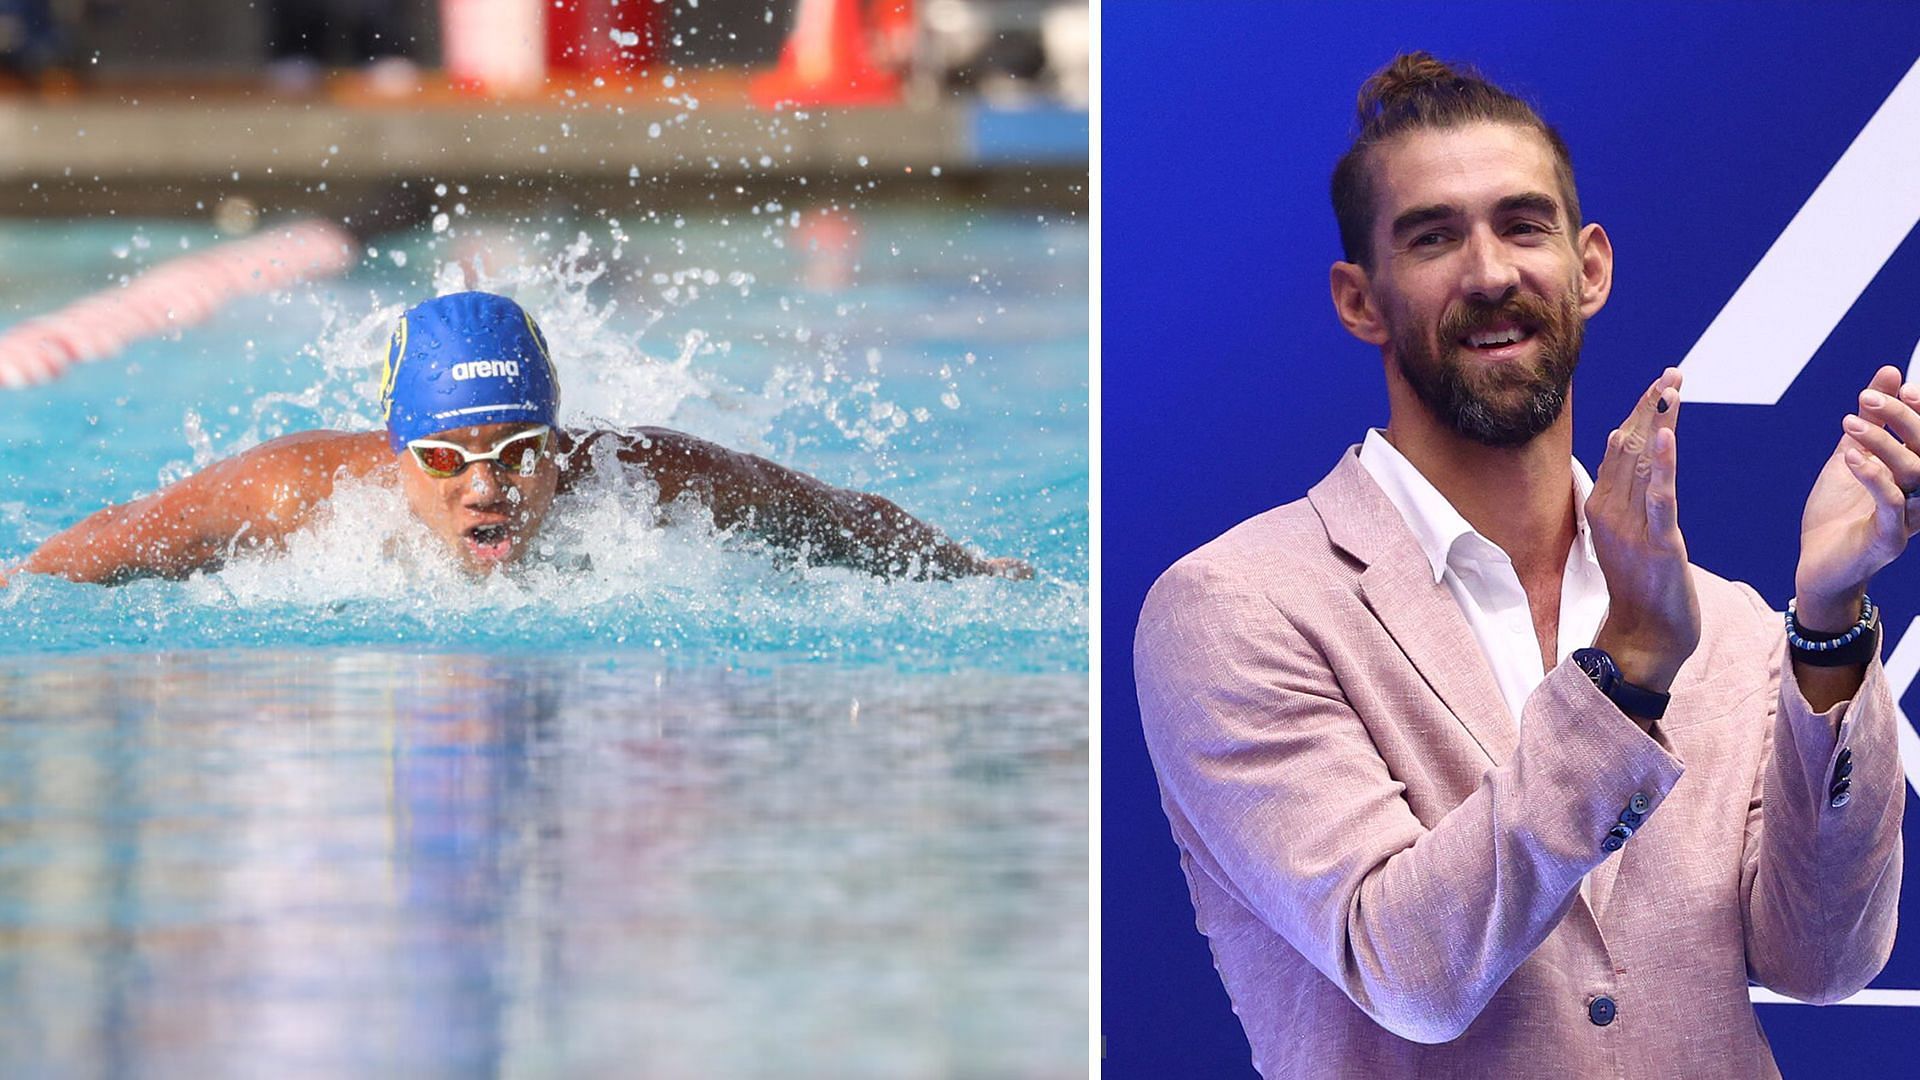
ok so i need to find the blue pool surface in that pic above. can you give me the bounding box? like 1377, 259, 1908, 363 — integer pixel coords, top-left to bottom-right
0, 207, 1088, 1075
1, 208, 1087, 669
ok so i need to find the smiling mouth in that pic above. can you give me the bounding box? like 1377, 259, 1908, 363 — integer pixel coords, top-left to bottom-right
1458, 323, 1537, 354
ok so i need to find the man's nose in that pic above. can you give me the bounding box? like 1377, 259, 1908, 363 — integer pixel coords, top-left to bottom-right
1460, 226, 1520, 303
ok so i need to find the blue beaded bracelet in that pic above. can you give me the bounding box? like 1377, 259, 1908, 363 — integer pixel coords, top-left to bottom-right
1785, 595, 1880, 666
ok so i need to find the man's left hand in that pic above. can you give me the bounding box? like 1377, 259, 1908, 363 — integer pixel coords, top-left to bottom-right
1796, 365, 1920, 630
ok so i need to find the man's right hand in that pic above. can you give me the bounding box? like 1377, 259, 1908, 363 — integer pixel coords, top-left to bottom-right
1586, 367, 1701, 694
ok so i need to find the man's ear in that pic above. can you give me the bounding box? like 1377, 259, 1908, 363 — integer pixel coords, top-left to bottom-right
1330, 261, 1389, 345
1576, 222, 1614, 319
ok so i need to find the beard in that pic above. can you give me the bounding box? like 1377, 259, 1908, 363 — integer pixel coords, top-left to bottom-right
1390, 291, 1584, 448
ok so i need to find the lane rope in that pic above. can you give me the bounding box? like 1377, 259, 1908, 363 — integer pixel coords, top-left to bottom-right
0, 219, 356, 389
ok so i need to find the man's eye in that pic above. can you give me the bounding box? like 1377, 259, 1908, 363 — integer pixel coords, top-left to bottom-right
1412, 232, 1446, 247
1509, 221, 1545, 235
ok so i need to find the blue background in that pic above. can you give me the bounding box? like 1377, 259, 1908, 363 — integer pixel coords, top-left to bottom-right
1103, 3, 1920, 1076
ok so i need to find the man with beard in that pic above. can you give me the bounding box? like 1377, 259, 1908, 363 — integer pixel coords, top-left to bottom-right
1133, 53, 1907, 1077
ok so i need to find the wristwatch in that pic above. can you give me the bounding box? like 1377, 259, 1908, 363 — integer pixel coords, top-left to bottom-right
1571, 647, 1671, 720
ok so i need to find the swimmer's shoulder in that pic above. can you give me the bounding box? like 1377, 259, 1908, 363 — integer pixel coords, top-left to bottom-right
555, 426, 718, 493
232, 430, 392, 485
207, 430, 393, 533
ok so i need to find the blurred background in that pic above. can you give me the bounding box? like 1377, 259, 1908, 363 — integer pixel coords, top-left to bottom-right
0, 0, 1089, 220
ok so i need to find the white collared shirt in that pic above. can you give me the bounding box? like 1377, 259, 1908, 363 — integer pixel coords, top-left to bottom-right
1358, 429, 1611, 726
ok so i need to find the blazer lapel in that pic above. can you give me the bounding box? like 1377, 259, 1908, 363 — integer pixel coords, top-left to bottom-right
1309, 451, 1519, 766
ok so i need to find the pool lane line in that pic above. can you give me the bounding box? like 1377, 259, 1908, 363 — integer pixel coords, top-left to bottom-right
0, 219, 356, 389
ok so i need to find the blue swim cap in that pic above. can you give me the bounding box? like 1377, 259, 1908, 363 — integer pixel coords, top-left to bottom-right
379, 292, 559, 453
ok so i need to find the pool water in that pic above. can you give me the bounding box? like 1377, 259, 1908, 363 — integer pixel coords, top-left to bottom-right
0, 207, 1088, 1075
1, 209, 1087, 668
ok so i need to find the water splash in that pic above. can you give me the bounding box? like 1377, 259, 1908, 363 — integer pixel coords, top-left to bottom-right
1, 213, 1088, 671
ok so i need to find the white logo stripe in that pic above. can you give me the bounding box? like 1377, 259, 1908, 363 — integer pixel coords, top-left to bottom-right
1682, 57, 1920, 405
430, 403, 532, 419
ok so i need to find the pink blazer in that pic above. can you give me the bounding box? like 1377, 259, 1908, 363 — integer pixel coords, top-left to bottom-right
1134, 450, 1902, 1078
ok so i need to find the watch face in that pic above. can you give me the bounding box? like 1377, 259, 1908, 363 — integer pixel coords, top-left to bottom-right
1573, 648, 1614, 688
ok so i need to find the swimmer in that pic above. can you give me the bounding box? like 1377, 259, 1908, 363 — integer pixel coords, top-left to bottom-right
1, 292, 1033, 585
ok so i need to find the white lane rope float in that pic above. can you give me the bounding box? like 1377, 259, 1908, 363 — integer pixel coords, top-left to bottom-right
0, 219, 355, 389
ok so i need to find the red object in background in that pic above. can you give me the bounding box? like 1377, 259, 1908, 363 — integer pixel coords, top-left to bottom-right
751, 0, 903, 108
869, 0, 915, 70
547, 0, 665, 74
870, 0, 913, 40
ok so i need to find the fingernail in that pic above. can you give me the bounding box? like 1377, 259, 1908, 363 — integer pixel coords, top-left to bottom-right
1863, 389, 1887, 407
1655, 396, 1669, 413
1903, 384, 1920, 401
1845, 415, 1868, 434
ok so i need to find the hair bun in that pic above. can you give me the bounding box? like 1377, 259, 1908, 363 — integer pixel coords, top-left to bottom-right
1356, 51, 1478, 124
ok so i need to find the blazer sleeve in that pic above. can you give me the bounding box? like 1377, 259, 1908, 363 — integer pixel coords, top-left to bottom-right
1134, 556, 1686, 1044
1737, 584, 1904, 1001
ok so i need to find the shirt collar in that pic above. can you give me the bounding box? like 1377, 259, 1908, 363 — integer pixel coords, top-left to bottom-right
1357, 428, 1597, 584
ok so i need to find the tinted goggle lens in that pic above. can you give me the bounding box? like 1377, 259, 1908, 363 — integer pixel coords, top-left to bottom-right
409, 428, 549, 478
496, 433, 544, 472
414, 445, 467, 476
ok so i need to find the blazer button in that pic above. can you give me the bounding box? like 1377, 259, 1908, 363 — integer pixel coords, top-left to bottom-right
1829, 780, 1852, 809
1588, 995, 1617, 1026
1627, 791, 1650, 816
1601, 823, 1633, 853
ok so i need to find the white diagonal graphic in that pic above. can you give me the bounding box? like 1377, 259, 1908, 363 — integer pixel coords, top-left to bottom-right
1682, 56, 1920, 405
1685, 56, 1920, 1011
1752, 614, 1920, 1008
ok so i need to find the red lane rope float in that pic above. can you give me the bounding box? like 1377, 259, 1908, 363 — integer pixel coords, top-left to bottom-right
0, 219, 356, 390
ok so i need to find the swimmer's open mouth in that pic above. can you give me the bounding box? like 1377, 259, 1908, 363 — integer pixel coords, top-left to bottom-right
464, 522, 515, 564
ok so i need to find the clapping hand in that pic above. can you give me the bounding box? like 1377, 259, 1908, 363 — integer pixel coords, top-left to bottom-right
1585, 367, 1700, 693
1796, 365, 1920, 632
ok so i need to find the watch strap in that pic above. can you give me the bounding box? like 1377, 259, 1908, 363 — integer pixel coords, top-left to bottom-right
1600, 672, 1671, 720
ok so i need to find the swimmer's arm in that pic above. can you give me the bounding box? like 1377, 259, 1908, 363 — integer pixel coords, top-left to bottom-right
14, 438, 327, 584
603, 428, 1031, 579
